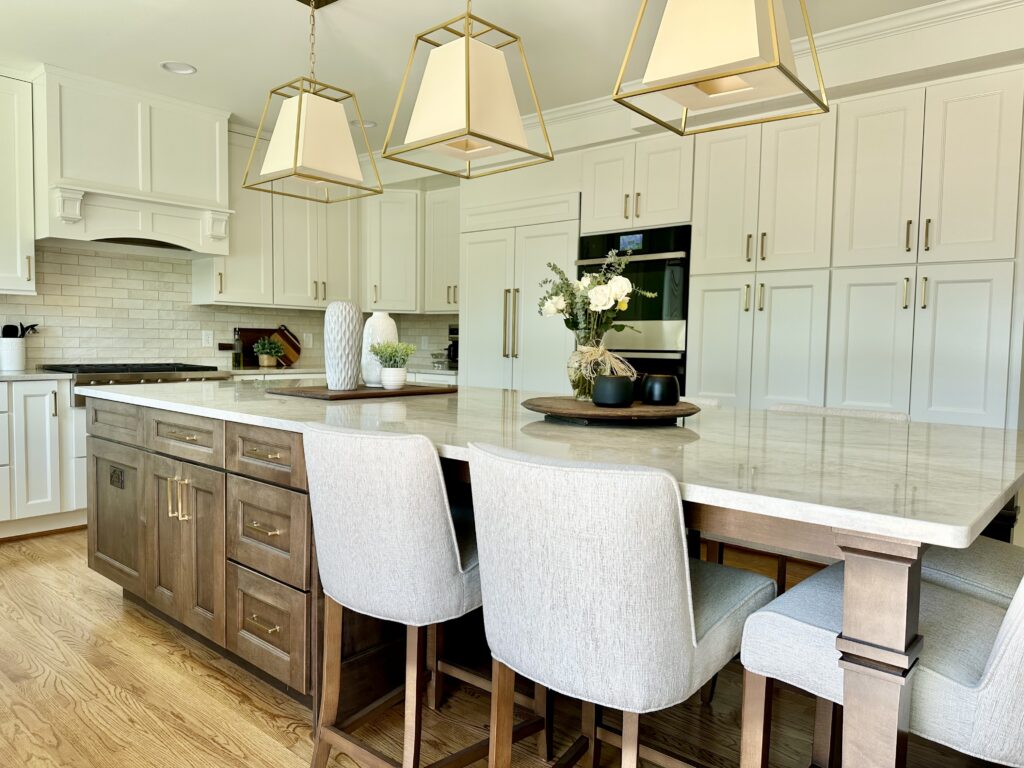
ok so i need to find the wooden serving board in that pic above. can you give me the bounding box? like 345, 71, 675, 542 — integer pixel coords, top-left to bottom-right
521, 397, 700, 426
267, 385, 457, 401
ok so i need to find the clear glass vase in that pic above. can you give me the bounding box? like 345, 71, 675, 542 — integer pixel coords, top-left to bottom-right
566, 332, 609, 401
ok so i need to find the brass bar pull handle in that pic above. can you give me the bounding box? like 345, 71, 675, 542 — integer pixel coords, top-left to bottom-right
447, 285, 452, 304
624, 193, 630, 220
905, 220, 913, 253
321, 281, 327, 301
167, 430, 199, 442
759, 232, 767, 261
218, 272, 224, 294
373, 284, 379, 304
920, 276, 928, 309
902, 277, 910, 310
25, 255, 32, 282
313, 281, 319, 301
245, 447, 282, 461
166, 477, 179, 519
924, 219, 932, 251
247, 613, 281, 635
745, 234, 753, 262
757, 283, 765, 312
177, 478, 191, 522
502, 289, 511, 358
245, 520, 282, 537
51, 391, 58, 417
511, 288, 520, 359
634, 192, 641, 219
743, 284, 751, 312
453, 285, 458, 304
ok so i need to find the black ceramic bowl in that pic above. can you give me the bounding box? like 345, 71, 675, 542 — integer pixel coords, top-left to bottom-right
642, 374, 680, 406
592, 375, 634, 408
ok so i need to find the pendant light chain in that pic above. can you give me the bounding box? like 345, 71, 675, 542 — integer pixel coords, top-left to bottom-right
308, 0, 317, 82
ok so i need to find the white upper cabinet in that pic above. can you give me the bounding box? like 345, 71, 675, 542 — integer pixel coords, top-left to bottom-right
360, 189, 420, 313
322, 202, 358, 304
273, 193, 322, 308
459, 228, 516, 390
826, 266, 916, 413
580, 135, 693, 235
832, 90, 926, 267
424, 187, 461, 312
0, 76, 35, 295
690, 126, 762, 276
685, 273, 756, 407
918, 71, 1024, 263
756, 112, 836, 272
749, 270, 830, 409
910, 261, 1014, 427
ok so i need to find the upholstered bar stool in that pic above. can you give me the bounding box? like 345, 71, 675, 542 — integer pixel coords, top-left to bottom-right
467, 443, 777, 768
740, 562, 1024, 768
304, 426, 549, 768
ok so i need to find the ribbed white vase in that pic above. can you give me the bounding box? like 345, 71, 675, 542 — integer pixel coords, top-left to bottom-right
361, 311, 398, 388
324, 301, 363, 391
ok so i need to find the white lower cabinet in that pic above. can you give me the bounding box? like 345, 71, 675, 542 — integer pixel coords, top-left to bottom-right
685, 274, 755, 407
11, 380, 61, 519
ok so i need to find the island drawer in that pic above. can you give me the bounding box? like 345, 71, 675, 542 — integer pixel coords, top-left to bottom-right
226, 422, 306, 490
226, 562, 309, 693
86, 399, 145, 447
145, 408, 224, 467
227, 476, 310, 589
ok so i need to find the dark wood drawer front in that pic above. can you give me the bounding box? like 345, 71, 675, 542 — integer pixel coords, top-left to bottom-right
227, 476, 309, 589
226, 563, 309, 693
86, 399, 145, 447
226, 422, 306, 490
145, 409, 224, 466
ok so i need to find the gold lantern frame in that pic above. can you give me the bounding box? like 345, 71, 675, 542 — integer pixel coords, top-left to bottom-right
381, 4, 555, 179
612, 0, 829, 136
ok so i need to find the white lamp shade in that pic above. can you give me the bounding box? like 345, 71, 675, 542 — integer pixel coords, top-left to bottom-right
404, 36, 528, 161
642, 0, 800, 110
261, 92, 364, 185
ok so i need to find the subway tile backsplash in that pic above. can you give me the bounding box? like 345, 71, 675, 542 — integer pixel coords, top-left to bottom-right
395, 313, 458, 369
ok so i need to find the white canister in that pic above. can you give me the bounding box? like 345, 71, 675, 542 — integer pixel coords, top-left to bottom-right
380, 368, 408, 391
0, 338, 26, 372
361, 311, 398, 388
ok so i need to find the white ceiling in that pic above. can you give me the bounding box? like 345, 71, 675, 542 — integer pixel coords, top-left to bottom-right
0, 0, 946, 144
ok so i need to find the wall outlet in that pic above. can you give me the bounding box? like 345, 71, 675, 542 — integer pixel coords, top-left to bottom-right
201, 330, 214, 348
303, 332, 314, 349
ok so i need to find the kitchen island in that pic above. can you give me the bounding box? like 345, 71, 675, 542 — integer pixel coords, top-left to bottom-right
78, 380, 1024, 768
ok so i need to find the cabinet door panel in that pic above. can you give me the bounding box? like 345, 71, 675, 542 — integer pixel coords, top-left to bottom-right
87, 437, 145, 596
910, 261, 1014, 427
143, 452, 182, 618
180, 462, 226, 645
826, 266, 915, 413
920, 72, 1024, 263
459, 229, 515, 389
757, 112, 836, 271
57, 82, 143, 192
691, 126, 761, 275
833, 90, 925, 267
149, 105, 223, 206
750, 270, 830, 409
424, 188, 461, 312
323, 202, 358, 303
219, 133, 273, 304
0, 76, 34, 291
273, 194, 320, 307
361, 190, 419, 312
11, 380, 60, 518
633, 134, 694, 228
685, 274, 755, 407
581, 144, 635, 234
512, 221, 578, 395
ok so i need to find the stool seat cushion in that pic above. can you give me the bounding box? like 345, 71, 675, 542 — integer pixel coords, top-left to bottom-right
923, 536, 1024, 609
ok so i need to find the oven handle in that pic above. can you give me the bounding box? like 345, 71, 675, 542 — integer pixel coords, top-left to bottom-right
611, 351, 685, 360
576, 251, 687, 266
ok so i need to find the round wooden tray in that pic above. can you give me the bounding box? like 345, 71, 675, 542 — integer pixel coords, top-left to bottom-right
521, 397, 701, 426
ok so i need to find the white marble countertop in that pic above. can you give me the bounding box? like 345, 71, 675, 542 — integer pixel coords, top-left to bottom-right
76, 381, 1024, 548
0, 370, 75, 381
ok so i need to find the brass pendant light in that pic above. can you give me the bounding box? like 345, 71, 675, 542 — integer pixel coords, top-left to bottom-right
382, 0, 554, 179
243, 0, 382, 203
613, 0, 828, 136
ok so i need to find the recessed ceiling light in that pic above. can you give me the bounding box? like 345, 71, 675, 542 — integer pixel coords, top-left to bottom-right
353, 119, 377, 129
160, 61, 197, 76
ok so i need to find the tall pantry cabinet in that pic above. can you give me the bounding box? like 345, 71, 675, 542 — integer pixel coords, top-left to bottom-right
0, 75, 35, 293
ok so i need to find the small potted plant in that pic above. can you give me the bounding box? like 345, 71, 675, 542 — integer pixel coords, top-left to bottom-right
253, 336, 284, 368
369, 341, 416, 390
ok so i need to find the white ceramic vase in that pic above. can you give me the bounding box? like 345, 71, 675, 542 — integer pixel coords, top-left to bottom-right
324, 301, 363, 390
0, 338, 26, 372
361, 311, 398, 388
380, 368, 408, 391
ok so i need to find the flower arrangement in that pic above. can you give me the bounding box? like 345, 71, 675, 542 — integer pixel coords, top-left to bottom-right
370, 341, 416, 369
538, 251, 655, 400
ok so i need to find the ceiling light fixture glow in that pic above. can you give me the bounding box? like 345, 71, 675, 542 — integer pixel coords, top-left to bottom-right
160, 61, 198, 75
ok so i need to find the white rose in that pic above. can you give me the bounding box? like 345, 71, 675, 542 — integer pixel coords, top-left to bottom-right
552, 295, 567, 313
607, 275, 633, 301
541, 298, 559, 317
576, 274, 592, 291
588, 284, 615, 312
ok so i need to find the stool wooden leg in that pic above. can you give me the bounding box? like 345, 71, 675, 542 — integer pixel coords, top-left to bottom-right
581, 701, 601, 768
488, 660, 517, 768
811, 698, 843, 768
740, 669, 773, 768
706, 540, 724, 565
620, 712, 640, 768
311, 596, 344, 768
427, 623, 444, 710
403, 626, 427, 768
776, 556, 788, 594
534, 684, 554, 760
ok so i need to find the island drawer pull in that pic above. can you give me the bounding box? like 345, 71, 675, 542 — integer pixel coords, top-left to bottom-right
167, 430, 199, 442
177, 478, 191, 521
245, 447, 282, 461
166, 477, 179, 519
247, 613, 281, 635
246, 520, 282, 537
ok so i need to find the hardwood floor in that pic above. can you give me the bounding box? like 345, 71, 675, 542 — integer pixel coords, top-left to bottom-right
0, 532, 996, 768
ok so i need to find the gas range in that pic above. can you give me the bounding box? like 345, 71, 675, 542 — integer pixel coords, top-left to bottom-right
39, 363, 232, 406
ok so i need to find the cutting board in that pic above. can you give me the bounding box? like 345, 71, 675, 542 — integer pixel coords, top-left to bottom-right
270, 326, 302, 366
267, 385, 457, 400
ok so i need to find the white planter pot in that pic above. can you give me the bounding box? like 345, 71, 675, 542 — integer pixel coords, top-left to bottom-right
361, 311, 398, 388
324, 301, 363, 391
380, 368, 407, 391
0, 338, 26, 372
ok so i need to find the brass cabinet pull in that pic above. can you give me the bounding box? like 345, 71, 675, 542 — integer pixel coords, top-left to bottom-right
245, 447, 282, 461
313, 281, 319, 301
321, 281, 326, 301
759, 232, 767, 261
373, 284, 379, 303
247, 613, 281, 635
245, 520, 282, 537
757, 283, 765, 312
51, 391, 57, 417
218, 272, 224, 294
177, 478, 191, 521
634, 192, 641, 219
624, 193, 630, 220
745, 234, 753, 262
920, 276, 928, 309
743, 284, 751, 312
502, 289, 511, 358
511, 288, 520, 359
454, 285, 458, 304
905, 220, 913, 253
166, 477, 179, 519
446, 285, 452, 304
25, 255, 32, 282
924, 219, 932, 251
902, 277, 910, 309
167, 430, 199, 442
